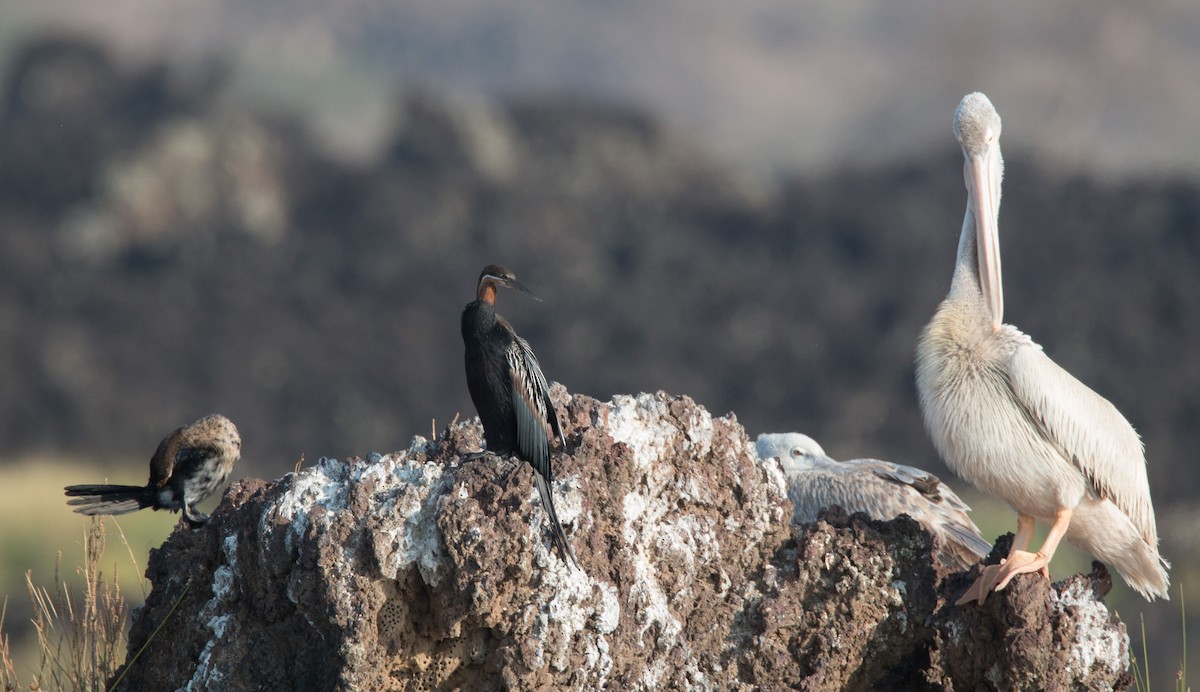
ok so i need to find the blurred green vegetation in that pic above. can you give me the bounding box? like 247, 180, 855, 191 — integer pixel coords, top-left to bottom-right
0, 456, 221, 684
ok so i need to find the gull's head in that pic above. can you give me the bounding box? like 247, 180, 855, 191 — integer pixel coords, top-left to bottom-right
756, 432, 827, 473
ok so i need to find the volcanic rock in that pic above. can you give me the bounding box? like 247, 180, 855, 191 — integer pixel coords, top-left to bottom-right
113, 389, 1131, 690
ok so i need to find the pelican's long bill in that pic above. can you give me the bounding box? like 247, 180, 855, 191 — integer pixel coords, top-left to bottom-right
964, 143, 1003, 326
966, 142, 1004, 327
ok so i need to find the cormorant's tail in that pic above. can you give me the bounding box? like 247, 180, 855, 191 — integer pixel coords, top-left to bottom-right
533, 473, 580, 570
64, 484, 152, 516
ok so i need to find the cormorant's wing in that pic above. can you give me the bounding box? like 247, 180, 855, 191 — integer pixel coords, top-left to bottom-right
147, 430, 180, 488
172, 444, 223, 484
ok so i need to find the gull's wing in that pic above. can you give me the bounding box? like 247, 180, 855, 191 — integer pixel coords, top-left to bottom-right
786, 457, 990, 569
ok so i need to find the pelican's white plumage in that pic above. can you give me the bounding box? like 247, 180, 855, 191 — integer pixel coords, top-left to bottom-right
756, 432, 991, 571
915, 92, 1168, 603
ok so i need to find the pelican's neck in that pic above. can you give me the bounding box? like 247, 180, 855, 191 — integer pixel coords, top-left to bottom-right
948, 210, 984, 306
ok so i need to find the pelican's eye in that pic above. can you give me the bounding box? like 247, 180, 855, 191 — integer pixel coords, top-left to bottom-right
791, 448, 803, 458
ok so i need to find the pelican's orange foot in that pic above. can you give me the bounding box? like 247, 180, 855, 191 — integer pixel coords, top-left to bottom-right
956, 563, 1004, 605
955, 551, 1052, 606
992, 549, 1051, 591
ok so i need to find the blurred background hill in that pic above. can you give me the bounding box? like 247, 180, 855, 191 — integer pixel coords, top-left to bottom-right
0, 0, 1196, 684
6, 0, 1200, 176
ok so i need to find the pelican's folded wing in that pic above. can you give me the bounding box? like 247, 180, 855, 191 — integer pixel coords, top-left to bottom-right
1008, 342, 1155, 546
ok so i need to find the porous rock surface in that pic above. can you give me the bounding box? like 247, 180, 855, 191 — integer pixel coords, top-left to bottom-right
112, 389, 1132, 690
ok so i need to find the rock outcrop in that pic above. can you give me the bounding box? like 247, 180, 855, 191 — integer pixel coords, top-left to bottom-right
112, 389, 1132, 690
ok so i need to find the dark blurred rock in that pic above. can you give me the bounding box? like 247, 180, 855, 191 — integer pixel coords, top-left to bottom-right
0, 35, 216, 213
113, 390, 1130, 690
0, 37, 1195, 529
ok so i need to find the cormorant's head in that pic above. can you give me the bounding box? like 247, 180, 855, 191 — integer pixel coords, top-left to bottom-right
477, 264, 540, 304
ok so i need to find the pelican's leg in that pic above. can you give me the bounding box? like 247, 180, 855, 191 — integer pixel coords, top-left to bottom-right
1010, 513, 1036, 554
993, 507, 1071, 591
956, 512, 1042, 606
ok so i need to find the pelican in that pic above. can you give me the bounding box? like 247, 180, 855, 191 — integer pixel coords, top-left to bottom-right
915, 93, 1169, 603
756, 432, 991, 570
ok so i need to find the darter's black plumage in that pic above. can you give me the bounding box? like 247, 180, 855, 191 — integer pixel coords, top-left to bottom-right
462, 265, 578, 568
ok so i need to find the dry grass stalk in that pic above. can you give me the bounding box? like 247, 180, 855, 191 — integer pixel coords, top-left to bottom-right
0, 519, 129, 691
